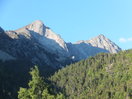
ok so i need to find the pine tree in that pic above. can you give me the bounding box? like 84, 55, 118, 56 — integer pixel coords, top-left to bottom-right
18, 66, 65, 99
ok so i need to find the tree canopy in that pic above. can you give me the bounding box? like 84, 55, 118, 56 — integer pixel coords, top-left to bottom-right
50, 50, 132, 99
18, 66, 65, 99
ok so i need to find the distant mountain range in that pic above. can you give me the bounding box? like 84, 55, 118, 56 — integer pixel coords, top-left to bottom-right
0, 20, 121, 68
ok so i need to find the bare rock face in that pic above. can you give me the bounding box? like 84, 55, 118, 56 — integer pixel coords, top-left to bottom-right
44, 28, 68, 51
88, 34, 121, 53
16, 20, 45, 35
76, 34, 121, 53
0, 20, 121, 68
15, 20, 68, 53
0, 21, 71, 68
68, 34, 121, 61
0, 28, 16, 61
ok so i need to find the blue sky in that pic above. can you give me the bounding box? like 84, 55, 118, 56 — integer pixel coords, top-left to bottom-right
0, 0, 132, 50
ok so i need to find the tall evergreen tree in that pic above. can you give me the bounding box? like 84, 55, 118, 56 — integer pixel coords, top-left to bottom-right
18, 66, 65, 99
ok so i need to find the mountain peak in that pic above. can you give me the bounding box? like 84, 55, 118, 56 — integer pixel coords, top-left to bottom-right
15, 20, 46, 36
32, 20, 44, 26
87, 34, 121, 53
75, 34, 121, 53
26, 20, 46, 35
14, 20, 69, 53
98, 34, 105, 37
96, 34, 107, 39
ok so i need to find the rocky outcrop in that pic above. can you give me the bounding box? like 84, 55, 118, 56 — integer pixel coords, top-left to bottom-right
0, 24, 71, 68
15, 20, 68, 52
67, 42, 109, 61
86, 34, 121, 53
0, 21, 121, 68
67, 34, 121, 60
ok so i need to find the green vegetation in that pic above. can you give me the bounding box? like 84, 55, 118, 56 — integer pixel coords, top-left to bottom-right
0, 59, 55, 99
18, 66, 65, 99
0, 59, 32, 99
50, 50, 132, 99
0, 50, 132, 99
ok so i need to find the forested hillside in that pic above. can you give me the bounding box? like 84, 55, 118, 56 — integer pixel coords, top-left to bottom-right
51, 50, 132, 99
0, 49, 132, 99
0, 59, 55, 99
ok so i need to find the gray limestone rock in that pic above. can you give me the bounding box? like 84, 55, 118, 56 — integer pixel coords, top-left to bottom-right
0, 20, 121, 68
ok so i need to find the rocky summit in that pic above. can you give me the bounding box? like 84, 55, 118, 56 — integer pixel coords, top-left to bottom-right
86, 34, 121, 53
67, 34, 121, 60
0, 20, 122, 68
